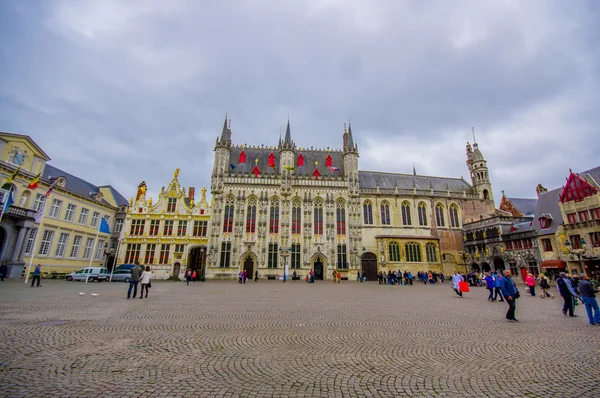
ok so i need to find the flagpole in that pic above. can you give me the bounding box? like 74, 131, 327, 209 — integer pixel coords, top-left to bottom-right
86, 229, 100, 283
25, 206, 45, 284
109, 237, 122, 282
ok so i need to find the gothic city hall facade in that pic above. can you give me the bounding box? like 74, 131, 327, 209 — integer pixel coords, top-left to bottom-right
205, 117, 496, 281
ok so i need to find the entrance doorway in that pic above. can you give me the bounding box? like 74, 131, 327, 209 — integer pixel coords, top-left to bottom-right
494, 257, 505, 272
188, 246, 206, 280
173, 263, 181, 279
243, 256, 254, 277
313, 258, 324, 280
361, 252, 377, 282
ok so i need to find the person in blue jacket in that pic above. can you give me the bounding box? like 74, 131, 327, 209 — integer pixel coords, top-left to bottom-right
494, 272, 504, 302
499, 270, 520, 322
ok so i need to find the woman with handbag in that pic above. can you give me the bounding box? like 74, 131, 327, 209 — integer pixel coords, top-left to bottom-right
139, 266, 152, 299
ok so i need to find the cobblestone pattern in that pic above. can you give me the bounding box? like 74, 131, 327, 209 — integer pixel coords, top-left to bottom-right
0, 280, 598, 397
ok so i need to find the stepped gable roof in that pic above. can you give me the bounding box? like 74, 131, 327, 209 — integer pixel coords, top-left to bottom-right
229, 146, 346, 177
42, 164, 120, 208
98, 184, 129, 207
506, 197, 537, 217
580, 165, 600, 188
532, 187, 563, 235
358, 170, 473, 192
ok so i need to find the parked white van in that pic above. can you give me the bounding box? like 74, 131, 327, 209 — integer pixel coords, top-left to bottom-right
66, 267, 109, 282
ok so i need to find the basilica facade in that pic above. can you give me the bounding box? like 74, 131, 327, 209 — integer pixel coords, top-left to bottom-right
205, 117, 496, 281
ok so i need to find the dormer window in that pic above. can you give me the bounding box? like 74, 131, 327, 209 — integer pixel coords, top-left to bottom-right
56, 177, 66, 187
539, 218, 551, 229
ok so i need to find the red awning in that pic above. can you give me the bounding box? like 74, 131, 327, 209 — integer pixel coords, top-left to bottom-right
541, 260, 566, 269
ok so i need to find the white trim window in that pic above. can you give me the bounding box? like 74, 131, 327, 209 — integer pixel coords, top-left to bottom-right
54, 233, 70, 257
115, 219, 123, 233
94, 239, 105, 260
38, 230, 55, 256
78, 208, 89, 225
91, 211, 100, 228
70, 235, 83, 258
64, 203, 76, 222
82, 237, 94, 259
24, 229, 37, 255
33, 194, 45, 211
48, 199, 63, 218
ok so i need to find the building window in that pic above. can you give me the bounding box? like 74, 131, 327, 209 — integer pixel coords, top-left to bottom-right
380, 201, 390, 225
130, 219, 146, 235
418, 202, 427, 226
159, 244, 170, 264
435, 203, 445, 227
578, 211, 589, 222
363, 201, 373, 225
337, 244, 348, 269
246, 198, 257, 233
149, 220, 160, 236
48, 199, 62, 218
145, 243, 156, 264
54, 233, 70, 257
33, 194, 45, 211
174, 244, 185, 254
94, 239, 105, 260
219, 242, 231, 268
78, 208, 89, 225
509, 262, 518, 276
449, 205, 460, 228
124, 243, 141, 264
223, 197, 234, 233
590, 232, 600, 248
567, 213, 577, 224
590, 208, 600, 220
401, 202, 411, 226
426, 243, 438, 263
314, 200, 324, 235
291, 244, 301, 269
292, 198, 302, 235
269, 198, 280, 234
115, 219, 124, 233
177, 220, 187, 236
167, 198, 177, 213
505, 241, 513, 251
160, 220, 173, 235
268, 243, 278, 268
569, 235, 582, 249
336, 199, 346, 235
389, 242, 400, 262
82, 237, 94, 259
91, 211, 100, 228
70, 235, 82, 258
64, 204, 76, 222
193, 220, 208, 237
104, 215, 111, 224
405, 242, 422, 262
542, 239, 553, 251
38, 230, 55, 256
539, 218, 551, 229
24, 229, 37, 255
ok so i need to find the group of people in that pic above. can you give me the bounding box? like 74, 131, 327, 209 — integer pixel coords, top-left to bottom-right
376, 270, 446, 286
127, 262, 152, 299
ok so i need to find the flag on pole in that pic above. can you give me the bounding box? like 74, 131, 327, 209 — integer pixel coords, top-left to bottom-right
99, 217, 111, 234
45, 179, 59, 197
6, 166, 21, 183
0, 191, 14, 218
34, 202, 46, 223
27, 174, 40, 189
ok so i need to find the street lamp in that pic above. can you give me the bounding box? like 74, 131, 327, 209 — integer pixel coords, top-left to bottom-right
279, 246, 291, 282
564, 238, 586, 274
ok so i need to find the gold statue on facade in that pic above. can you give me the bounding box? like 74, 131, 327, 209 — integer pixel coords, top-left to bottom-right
136, 181, 147, 200
174, 168, 180, 179
148, 197, 153, 206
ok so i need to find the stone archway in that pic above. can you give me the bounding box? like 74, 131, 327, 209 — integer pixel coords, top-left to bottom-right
310, 253, 327, 281
240, 251, 257, 279
493, 257, 505, 271
188, 245, 206, 280
361, 252, 378, 282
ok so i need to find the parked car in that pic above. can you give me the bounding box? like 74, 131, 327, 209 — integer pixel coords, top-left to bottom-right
110, 269, 132, 282
115, 264, 137, 272
66, 267, 109, 282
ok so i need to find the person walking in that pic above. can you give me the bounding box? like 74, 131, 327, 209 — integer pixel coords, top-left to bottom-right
238, 271, 243, 284
255, 270, 259, 282
499, 270, 520, 322
31, 264, 42, 287
556, 272, 579, 317
525, 273, 536, 297
185, 269, 192, 286
484, 272, 495, 301
539, 275, 555, 299
337, 271, 341, 284
578, 273, 600, 326
452, 271, 464, 297
494, 272, 505, 302
332, 269, 337, 284
192, 270, 197, 282
139, 266, 152, 299
127, 262, 143, 299
0, 261, 7, 281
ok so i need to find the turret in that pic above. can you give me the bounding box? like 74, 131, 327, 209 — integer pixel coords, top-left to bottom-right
465, 129, 493, 202
212, 114, 232, 194
343, 122, 359, 196
278, 119, 295, 169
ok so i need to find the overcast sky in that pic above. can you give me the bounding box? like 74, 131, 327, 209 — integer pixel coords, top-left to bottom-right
1, 0, 599, 204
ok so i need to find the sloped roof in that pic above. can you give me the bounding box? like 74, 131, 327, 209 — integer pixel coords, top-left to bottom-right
42, 164, 123, 209
580, 165, 600, 188
533, 187, 563, 235
358, 171, 473, 192
0, 132, 51, 160
506, 220, 534, 235
99, 185, 129, 207
507, 197, 537, 216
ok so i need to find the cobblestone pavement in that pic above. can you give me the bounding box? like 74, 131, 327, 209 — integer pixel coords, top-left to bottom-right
0, 279, 599, 398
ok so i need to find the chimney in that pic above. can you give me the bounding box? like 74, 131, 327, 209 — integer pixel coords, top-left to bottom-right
535, 184, 547, 197
189, 187, 195, 201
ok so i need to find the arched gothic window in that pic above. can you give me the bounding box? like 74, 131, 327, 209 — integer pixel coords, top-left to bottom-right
418, 202, 427, 226
245, 197, 257, 233
336, 199, 346, 235
449, 204, 460, 228
223, 196, 235, 233
363, 201, 373, 225
426, 243, 438, 263
269, 198, 280, 234
401, 201, 412, 226
380, 201, 390, 225
405, 242, 422, 262
435, 203, 445, 227
292, 198, 302, 234
389, 242, 400, 262
314, 199, 324, 235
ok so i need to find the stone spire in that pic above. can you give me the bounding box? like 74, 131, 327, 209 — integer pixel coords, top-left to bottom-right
279, 118, 295, 150
347, 122, 354, 148
216, 113, 231, 147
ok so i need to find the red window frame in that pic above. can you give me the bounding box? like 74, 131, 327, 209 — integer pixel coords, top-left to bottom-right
591, 232, 600, 247
539, 218, 551, 229
578, 211, 589, 222
590, 208, 600, 220
542, 239, 552, 252
567, 213, 577, 224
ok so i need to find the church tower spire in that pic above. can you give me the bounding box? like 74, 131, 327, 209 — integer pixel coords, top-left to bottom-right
466, 128, 494, 203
